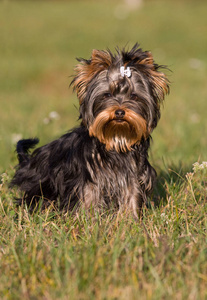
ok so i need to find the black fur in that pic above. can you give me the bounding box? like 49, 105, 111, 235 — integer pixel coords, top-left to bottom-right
12, 128, 155, 214
11, 44, 169, 218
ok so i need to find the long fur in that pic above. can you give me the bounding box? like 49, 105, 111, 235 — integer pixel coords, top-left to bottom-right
11, 44, 169, 218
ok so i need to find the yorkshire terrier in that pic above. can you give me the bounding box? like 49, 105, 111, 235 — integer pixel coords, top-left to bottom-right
11, 44, 169, 219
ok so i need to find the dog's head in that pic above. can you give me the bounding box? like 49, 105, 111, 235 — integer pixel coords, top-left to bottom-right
71, 44, 170, 152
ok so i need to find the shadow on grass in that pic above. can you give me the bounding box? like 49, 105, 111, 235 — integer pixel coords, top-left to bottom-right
152, 162, 193, 208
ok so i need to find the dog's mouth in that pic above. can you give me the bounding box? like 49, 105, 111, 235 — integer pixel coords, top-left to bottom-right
114, 118, 125, 123
110, 118, 127, 124
105, 117, 133, 130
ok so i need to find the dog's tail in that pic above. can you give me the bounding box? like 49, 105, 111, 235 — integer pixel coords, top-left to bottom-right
16, 138, 39, 164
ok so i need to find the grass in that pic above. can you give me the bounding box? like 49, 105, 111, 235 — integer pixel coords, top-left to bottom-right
0, 0, 207, 299
1, 163, 207, 299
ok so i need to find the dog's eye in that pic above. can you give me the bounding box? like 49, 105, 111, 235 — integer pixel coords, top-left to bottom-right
130, 93, 138, 101
103, 93, 112, 99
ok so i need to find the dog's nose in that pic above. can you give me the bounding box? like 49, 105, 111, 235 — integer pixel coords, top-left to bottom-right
115, 109, 125, 119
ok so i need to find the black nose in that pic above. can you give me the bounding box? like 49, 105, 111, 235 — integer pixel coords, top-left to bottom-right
115, 109, 125, 119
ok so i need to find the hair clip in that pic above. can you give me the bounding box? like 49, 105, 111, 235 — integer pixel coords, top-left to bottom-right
120, 66, 131, 78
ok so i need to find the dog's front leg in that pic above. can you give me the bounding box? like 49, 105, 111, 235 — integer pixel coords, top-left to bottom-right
128, 187, 144, 220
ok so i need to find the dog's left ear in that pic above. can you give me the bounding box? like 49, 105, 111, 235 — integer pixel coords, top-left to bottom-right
71, 49, 112, 104
139, 51, 170, 101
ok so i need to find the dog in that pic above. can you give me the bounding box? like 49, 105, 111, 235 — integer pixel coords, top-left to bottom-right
11, 44, 169, 219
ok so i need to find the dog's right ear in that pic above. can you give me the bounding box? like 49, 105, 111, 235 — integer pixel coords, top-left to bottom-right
71, 50, 112, 104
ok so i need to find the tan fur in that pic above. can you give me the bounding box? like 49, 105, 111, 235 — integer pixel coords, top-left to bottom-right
89, 106, 147, 152
73, 50, 112, 104
136, 51, 169, 101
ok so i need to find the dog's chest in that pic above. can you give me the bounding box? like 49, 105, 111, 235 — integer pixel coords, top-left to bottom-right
83, 152, 139, 208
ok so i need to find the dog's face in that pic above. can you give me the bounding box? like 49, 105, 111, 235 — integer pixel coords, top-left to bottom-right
72, 44, 169, 152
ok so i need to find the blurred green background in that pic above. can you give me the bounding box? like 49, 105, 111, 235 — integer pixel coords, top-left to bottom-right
0, 0, 207, 174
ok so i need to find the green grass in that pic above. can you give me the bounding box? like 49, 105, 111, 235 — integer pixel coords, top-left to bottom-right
0, 0, 207, 299
1, 163, 207, 299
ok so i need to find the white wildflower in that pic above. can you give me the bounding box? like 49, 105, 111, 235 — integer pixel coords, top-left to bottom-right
190, 113, 200, 124
49, 111, 60, 120
193, 161, 207, 173
186, 172, 194, 180
189, 58, 204, 70
11, 133, 23, 144
202, 162, 207, 168
43, 111, 60, 124
160, 213, 169, 224
43, 117, 50, 124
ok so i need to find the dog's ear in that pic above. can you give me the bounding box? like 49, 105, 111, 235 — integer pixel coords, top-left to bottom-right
71, 50, 112, 103
91, 49, 112, 70
123, 44, 169, 101
138, 51, 170, 102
